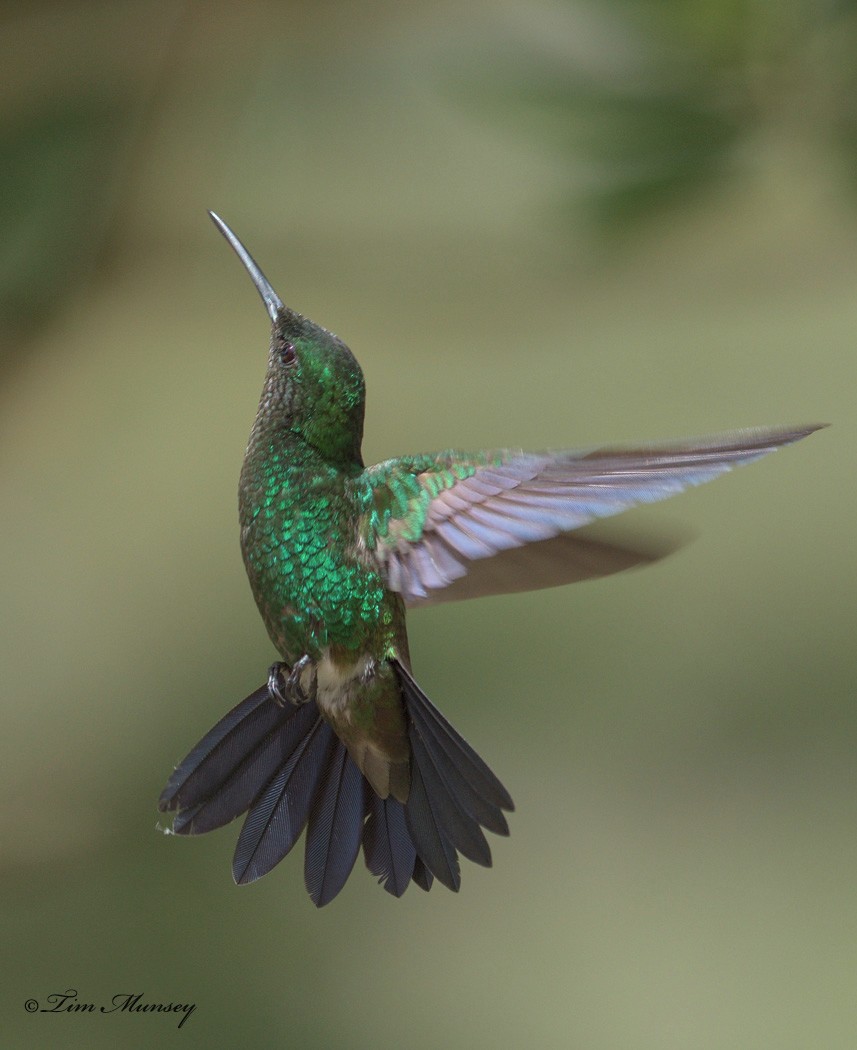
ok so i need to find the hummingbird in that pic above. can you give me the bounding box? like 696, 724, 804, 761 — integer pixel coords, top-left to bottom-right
159, 212, 823, 907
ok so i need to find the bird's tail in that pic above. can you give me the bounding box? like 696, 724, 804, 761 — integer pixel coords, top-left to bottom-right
159, 662, 513, 907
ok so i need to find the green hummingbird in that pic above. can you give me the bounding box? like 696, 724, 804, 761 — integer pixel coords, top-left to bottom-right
159, 212, 823, 907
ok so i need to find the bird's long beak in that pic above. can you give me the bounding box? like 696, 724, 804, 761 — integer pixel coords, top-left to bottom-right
208, 211, 284, 323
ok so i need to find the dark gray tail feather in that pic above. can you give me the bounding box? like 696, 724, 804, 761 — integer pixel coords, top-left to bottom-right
159, 665, 513, 906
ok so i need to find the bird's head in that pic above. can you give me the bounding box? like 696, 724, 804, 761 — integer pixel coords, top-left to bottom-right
210, 211, 365, 466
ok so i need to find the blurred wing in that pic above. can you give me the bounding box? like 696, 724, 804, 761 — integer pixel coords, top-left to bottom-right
403, 528, 678, 606
362, 424, 823, 607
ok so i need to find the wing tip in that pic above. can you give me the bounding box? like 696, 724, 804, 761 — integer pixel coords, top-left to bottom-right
762, 422, 828, 446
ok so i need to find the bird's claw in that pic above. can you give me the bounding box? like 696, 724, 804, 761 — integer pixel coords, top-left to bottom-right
267, 662, 289, 706
267, 657, 317, 707
287, 654, 318, 704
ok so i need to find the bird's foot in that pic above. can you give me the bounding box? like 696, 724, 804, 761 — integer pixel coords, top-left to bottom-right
287, 655, 318, 704
267, 656, 317, 707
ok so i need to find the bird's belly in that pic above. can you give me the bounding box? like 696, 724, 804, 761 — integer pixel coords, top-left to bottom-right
312, 650, 376, 719
247, 549, 394, 663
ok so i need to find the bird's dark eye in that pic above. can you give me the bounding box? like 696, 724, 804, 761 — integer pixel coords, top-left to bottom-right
278, 341, 297, 367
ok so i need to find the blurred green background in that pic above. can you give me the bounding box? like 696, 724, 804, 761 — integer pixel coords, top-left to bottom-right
2, 2, 853, 1047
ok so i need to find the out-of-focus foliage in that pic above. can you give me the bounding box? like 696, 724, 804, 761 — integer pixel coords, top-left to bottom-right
481, 0, 857, 228
0, 96, 128, 344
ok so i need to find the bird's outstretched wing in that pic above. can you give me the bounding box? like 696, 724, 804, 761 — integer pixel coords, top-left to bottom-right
359, 424, 823, 606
